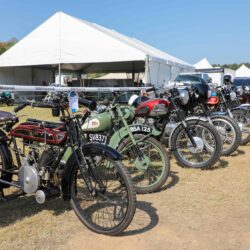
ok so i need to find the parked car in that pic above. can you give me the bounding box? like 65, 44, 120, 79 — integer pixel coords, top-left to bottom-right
174, 73, 209, 86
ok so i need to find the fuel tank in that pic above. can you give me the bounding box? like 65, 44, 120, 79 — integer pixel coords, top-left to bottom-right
135, 98, 170, 117
10, 121, 67, 145
81, 112, 112, 132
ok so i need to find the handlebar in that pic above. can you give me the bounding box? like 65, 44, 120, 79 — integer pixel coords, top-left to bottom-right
78, 98, 97, 111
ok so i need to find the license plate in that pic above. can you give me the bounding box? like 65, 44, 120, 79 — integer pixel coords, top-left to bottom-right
88, 133, 107, 144
129, 125, 152, 133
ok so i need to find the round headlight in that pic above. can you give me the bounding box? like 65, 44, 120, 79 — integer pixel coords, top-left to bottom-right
230, 91, 237, 101
236, 86, 243, 95
178, 89, 189, 105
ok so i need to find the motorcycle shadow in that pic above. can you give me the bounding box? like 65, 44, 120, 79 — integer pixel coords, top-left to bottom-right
158, 171, 179, 192
230, 149, 245, 157
206, 159, 229, 171
121, 201, 159, 236
0, 192, 70, 228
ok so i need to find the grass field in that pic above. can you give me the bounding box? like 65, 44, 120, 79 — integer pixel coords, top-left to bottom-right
0, 105, 249, 250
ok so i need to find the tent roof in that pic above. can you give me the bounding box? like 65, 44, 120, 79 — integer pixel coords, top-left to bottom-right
0, 12, 192, 72
194, 58, 213, 69
236, 64, 250, 77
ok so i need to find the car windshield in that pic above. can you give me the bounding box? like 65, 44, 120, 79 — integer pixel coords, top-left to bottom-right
175, 75, 201, 84
233, 78, 250, 86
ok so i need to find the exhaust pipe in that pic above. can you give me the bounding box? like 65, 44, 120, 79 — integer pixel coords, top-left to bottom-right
35, 187, 61, 204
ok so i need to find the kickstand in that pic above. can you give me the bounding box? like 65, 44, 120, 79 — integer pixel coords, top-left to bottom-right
0, 189, 6, 201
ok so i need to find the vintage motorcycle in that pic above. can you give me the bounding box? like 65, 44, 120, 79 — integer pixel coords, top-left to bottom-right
78, 92, 170, 194
129, 87, 222, 169
207, 85, 250, 145
0, 96, 136, 236
175, 84, 241, 156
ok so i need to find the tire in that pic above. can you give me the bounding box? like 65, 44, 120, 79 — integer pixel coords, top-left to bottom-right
70, 156, 136, 236
231, 109, 250, 145
0, 143, 13, 189
210, 115, 241, 156
170, 120, 222, 169
117, 134, 170, 194
6, 99, 14, 106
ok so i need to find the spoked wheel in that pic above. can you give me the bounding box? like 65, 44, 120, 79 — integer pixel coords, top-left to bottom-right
211, 115, 241, 156
231, 110, 250, 145
70, 155, 136, 236
118, 134, 170, 194
170, 120, 222, 169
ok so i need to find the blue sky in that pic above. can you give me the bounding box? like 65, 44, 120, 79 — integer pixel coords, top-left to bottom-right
0, 0, 249, 64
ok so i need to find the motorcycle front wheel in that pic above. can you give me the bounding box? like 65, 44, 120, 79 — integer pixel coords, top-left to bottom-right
170, 120, 222, 169
70, 155, 136, 236
117, 134, 170, 194
210, 115, 241, 156
231, 109, 250, 145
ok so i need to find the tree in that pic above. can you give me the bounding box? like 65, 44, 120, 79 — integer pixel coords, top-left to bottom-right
0, 38, 18, 55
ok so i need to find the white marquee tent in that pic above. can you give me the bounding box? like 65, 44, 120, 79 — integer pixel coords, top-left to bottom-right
193, 58, 212, 69
236, 64, 250, 77
0, 11, 193, 87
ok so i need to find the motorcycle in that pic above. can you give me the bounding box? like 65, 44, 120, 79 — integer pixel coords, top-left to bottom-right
0, 91, 14, 106
0, 96, 136, 236
129, 87, 222, 169
207, 85, 250, 145
176, 84, 241, 156
78, 92, 170, 194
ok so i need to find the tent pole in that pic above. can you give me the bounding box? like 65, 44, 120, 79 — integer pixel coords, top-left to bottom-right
59, 63, 61, 86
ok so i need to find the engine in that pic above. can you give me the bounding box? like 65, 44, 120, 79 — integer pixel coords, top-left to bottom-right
18, 142, 61, 203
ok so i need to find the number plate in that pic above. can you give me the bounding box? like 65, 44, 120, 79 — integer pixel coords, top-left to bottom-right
88, 133, 107, 144
129, 125, 152, 133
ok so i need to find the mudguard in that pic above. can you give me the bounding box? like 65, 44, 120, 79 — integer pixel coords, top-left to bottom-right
61, 143, 122, 200
168, 116, 208, 150
109, 124, 161, 150
231, 106, 248, 113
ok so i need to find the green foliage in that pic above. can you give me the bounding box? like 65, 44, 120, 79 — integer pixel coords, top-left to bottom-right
212, 63, 250, 70
0, 38, 18, 55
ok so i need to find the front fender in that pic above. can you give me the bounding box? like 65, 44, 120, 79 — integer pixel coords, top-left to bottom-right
61, 143, 122, 200
109, 124, 161, 150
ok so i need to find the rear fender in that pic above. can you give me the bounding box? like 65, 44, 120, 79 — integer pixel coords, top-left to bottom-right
61, 143, 122, 200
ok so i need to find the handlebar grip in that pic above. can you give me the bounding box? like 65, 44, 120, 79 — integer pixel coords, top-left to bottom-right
14, 103, 28, 113
79, 99, 97, 111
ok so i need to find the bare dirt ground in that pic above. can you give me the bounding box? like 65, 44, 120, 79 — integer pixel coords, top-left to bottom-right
0, 107, 249, 250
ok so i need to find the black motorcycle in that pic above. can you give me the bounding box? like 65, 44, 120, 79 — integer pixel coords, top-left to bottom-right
0, 95, 136, 236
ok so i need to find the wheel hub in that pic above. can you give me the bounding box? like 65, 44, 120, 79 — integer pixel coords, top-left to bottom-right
187, 137, 204, 154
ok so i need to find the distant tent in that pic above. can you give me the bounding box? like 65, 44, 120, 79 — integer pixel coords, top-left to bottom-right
194, 58, 213, 69
236, 64, 250, 77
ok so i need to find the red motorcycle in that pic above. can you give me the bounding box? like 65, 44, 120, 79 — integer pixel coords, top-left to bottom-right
129, 87, 222, 169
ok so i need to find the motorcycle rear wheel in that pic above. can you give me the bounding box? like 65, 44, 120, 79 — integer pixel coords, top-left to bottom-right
70, 155, 136, 236
170, 120, 222, 169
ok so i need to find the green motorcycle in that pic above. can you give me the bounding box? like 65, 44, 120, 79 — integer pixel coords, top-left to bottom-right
79, 93, 170, 194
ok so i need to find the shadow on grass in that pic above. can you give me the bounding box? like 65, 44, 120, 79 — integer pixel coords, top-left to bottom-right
230, 148, 246, 157
158, 171, 179, 192
206, 159, 229, 171
0, 194, 71, 228
121, 201, 159, 236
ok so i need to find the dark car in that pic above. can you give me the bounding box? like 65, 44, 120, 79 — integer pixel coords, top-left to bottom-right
175, 73, 208, 85
233, 77, 250, 87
